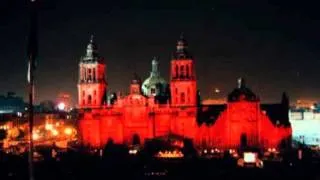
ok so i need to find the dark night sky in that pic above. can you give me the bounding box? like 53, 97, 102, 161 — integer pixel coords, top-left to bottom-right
0, 0, 320, 104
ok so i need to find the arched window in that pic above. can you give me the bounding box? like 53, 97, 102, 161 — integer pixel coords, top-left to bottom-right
88, 95, 92, 105
186, 65, 190, 78
180, 66, 185, 78
175, 65, 179, 78
181, 92, 185, 104
88, 69, 92, 81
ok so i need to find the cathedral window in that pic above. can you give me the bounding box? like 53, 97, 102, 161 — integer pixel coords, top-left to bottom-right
186, 65, 190, 78
88, 69, 92, 81
181, 92, 185, 104
180, 66, 185, 79
88, 95, 92, 105
82, 91, 85, 96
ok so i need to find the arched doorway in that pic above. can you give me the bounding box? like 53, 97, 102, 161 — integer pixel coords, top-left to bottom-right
240, 133, 247, 148
132, 134, 141, 145
88, 95, 92, 105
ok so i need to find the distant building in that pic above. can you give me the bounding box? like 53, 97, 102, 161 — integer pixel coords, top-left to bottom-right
289, 108, 320, 147
78, 35, 291, 151
0, 92, 25, 114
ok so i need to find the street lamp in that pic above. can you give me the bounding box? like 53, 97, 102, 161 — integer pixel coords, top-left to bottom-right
57, 102, 66, 111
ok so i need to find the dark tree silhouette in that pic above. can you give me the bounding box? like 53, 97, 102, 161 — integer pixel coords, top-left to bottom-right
182, 138, 197, 158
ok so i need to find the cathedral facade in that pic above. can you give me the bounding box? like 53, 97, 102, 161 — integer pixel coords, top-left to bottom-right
78, 35, 292, 151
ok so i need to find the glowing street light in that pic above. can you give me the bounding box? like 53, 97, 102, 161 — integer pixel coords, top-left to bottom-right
32, 133, 39, 140
57, 102, 66, 111
52, 129, 59, 136
45, 123, 53, 130
64, 127, 72, 136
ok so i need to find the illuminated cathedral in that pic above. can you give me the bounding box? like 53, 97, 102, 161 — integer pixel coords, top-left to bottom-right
78, 35, 292, 151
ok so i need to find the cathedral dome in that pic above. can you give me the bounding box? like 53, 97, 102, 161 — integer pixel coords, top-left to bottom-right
227, 78, 259, 102
142, 57, 168, 97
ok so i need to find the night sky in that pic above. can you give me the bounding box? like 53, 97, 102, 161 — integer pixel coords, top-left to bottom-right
1, 0, 320, 104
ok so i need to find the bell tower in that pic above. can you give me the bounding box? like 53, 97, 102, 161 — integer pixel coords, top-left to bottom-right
170, 33, 197, 107
78, 35, 107, 108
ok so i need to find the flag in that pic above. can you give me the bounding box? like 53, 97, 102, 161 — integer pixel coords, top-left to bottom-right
27, 0, 38, 83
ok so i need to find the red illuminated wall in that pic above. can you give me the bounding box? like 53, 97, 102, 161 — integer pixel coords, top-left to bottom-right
78, 62, 107, 108
170, 59, 197, 107
195, 101, 292, 150
77, 36, 291, 150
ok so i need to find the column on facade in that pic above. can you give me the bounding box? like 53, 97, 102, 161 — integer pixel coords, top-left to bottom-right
84, 67, 87, 81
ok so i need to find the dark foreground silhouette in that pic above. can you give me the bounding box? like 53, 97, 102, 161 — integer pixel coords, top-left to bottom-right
0, 145, 319, 180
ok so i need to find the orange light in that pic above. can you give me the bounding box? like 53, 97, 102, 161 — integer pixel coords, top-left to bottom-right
45, 124, 53, 131
32, 133, 39, 140
64, 128, 72, 136
52, 129, 59, 136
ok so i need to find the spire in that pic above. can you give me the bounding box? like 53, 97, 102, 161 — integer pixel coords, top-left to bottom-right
176, 32, 188, 52
237, 77, 246, 89
151, 56, 160, 77
90, 34, 94, 43
173, 32, 191, 59
85, 34, 98, 59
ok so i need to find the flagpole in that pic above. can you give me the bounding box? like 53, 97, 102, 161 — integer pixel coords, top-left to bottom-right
28, 58, 35, 180
27, 1, 38, 180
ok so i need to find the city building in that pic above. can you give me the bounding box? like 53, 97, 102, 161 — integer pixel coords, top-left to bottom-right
78, 35, 292, 151
0, 92, 25, 114
289, 107, 320, 147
